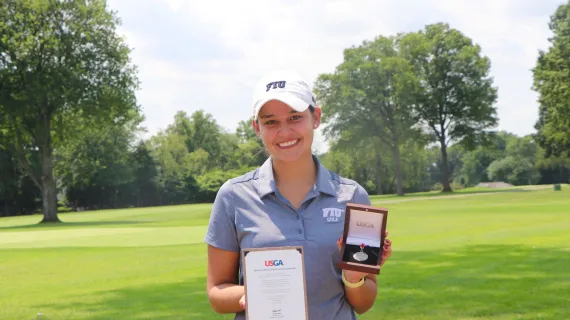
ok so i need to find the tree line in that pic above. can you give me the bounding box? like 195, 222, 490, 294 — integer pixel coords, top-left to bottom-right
1, 0, 569, 221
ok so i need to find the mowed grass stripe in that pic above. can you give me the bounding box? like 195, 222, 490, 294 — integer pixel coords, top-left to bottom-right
0, 203, 213, 230
0, 226, 207, 248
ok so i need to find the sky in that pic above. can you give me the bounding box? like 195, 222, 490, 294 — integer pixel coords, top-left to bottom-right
105, 0, 564, 153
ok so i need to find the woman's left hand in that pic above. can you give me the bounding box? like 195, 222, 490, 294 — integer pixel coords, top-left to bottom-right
336, 231, 392, 283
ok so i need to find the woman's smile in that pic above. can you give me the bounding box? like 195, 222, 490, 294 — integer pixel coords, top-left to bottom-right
277, 138, 300, 149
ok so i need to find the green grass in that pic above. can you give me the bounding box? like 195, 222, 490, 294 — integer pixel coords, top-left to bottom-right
1, 186, 569, 319
368, 183, 558, 201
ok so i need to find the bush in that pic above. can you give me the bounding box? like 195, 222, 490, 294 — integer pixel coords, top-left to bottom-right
195, 167, 257, 202
57, 206, 73, 213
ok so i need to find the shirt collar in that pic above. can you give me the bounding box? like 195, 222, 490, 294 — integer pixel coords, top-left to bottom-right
256, 155, 337, 198
257, 157, 277, 198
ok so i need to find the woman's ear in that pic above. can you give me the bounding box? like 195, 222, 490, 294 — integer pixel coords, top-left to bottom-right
313, 106, 323, 129
252, 118, 261, 136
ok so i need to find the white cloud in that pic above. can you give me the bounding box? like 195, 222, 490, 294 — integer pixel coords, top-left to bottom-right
107, 0, 563, 152
428, 0, 558, 133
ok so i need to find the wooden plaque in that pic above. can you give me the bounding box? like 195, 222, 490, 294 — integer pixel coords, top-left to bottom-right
338, 203, 388, 275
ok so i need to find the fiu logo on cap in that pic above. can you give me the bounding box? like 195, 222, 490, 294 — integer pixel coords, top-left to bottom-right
322, 207, 343, 223
264, 260, 284, 267
356, 221, 374, 228
266, 81, 286, 91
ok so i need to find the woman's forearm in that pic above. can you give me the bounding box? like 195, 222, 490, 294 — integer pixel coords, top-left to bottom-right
344, 277, 378, 314
207, 283, 245, 314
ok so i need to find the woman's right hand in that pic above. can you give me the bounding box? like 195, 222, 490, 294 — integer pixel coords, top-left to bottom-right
239, 294, 246, 310
206, 245, 245, 314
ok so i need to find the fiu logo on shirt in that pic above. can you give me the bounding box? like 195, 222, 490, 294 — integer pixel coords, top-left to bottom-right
266, 81, 286, 91
322, 207, 343, 223
264, 260, 284, 267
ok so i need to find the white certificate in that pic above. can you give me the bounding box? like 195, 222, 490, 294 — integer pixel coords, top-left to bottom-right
241, 246, 308, 320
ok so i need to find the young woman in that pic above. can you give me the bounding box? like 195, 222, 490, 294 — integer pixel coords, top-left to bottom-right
204, 70, 392, 319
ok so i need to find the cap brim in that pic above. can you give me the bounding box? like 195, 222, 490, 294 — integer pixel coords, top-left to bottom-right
254, 94, 309, 119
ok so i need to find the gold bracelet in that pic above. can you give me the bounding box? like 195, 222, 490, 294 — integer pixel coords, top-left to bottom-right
341, 270, 365, 288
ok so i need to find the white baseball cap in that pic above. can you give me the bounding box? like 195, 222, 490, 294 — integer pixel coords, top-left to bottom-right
252, 70, 316, 120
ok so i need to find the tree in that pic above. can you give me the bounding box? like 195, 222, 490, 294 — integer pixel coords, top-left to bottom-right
535, 149, 570, 184
0, 144, 40, 217
401, 23, 498, 192
324, 132, 387, 195
0, 0, 140, 222
315, 34, 424, 196
487, 156, 541, 186
456, 131, 516, 186
532, 1, 570, 159
236, 118, 259, 143
485, 135, 542, 186
54, 115, 143, 210
165, 110, 226, 170
130, 141, 159, 207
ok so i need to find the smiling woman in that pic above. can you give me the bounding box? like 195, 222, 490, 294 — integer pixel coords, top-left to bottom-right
255, 101, 317, 166
203, 70, 393, 319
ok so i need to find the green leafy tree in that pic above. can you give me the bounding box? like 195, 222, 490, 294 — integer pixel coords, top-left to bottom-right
0, 0, 140, 222
148, 131, 200, 205
54, 115, 143, 209
315, 34, 424, 196
165, 110, 226, 170
535, 149, 570, 184
487, 156, 540, 186
323, 133, 387, 195
188, 110, 223, 162
399, 138, 438, 192
401, 23, 499, 192
456, 131, 516, 186
321, 124, 436, 194
487, 135, 542, 186
233, 117, 266, 169
532, 1, 570, 158
130, 141, 159, 207
319, 148, 355, 184
0, 145, 40, 216
236, 118, 259, 143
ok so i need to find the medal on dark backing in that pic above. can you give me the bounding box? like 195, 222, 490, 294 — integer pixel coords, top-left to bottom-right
353, 243, 368, 261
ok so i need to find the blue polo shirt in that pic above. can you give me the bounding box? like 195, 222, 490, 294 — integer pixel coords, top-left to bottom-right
204, 155, 372, 320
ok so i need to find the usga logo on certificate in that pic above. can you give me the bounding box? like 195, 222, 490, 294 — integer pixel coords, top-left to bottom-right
264, 259, 284, 267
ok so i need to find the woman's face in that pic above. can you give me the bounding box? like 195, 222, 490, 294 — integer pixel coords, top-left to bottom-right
253, 100, 321, 163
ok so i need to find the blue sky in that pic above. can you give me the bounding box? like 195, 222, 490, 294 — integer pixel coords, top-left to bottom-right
106, 0, 563, 153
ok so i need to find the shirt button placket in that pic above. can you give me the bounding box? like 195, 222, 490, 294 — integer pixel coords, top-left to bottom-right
297, 207, 305, 239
